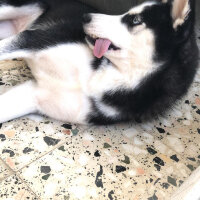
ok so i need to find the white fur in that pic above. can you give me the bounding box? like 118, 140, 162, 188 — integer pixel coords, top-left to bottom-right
0, 81, 37, 123
0, 4, 42, 20
96, 101, 120, 117
0, 44, 94, 124
0, 36, 31, 59
0, 21, 16, 39
25, 44, 93, 124
0, 35, 31, 60
0, 4, 43, 38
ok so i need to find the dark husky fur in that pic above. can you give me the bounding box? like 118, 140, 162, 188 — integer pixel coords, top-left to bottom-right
0, 0, 199, 125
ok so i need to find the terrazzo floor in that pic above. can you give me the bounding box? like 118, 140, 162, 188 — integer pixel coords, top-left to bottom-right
0, 21, 200, 200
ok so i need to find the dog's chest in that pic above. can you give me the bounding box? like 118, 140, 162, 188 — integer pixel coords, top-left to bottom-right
26, 44, 94, 92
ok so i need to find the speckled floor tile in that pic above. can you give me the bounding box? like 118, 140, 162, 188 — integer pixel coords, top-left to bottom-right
0, 159, 12, 181
0, 60, 32, 93
0, 118, 82, 171
0, 174, 38, 200
71, 126, 195, 198
18, 141, 170, 200
18, 121, 199, 200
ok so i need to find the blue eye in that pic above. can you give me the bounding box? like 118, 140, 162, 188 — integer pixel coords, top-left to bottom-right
133, 16, 142, 25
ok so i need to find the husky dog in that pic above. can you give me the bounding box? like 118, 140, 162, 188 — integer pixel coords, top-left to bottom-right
0, 0, 198, 125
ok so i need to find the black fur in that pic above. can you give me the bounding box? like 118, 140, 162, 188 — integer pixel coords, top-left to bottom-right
0, 0, 38, 6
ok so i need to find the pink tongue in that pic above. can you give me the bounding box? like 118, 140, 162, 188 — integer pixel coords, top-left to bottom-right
93, 39, 111, 58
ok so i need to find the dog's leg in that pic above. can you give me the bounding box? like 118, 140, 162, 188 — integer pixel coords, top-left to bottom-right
0, 81, 38, 123
0, 36, 31, 60
0, 2, 44, 39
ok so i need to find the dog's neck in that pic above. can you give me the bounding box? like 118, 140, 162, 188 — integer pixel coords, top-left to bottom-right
107, 54, 158, 76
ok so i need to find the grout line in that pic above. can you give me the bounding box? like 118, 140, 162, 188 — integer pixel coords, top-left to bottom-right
16, 140, 70, 173
12, 127, 94, 199
0, 157, 14, 173
0, 157, 40, 199
17, 174, 41, 200
14, 122, 93, 172
7, 121, 87, 173
0, 157, 15, 181
15, 140, 70, 199
0, 123, 89, 198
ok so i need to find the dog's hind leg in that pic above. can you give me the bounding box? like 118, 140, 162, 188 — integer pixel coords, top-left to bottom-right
0, 80, 38, 123
0, 2, 45, 39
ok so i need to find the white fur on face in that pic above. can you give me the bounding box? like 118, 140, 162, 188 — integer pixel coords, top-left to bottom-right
84, 2, 159, 90
85, 14, 131, 50
84, 13, 155, 63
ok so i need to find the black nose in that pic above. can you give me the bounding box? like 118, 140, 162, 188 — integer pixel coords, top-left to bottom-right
83, 14, 92, 24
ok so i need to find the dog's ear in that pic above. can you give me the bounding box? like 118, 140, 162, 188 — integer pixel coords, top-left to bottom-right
170, 0, 195, 43
171, 0, 192, 29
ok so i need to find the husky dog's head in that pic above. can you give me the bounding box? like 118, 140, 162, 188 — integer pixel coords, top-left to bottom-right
83, 0, 195, 69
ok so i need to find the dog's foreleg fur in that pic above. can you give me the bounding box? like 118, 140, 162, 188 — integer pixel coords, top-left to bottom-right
0, 35, 31, 61
0, 81, 38, 123
0, 20, 16, 39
